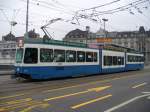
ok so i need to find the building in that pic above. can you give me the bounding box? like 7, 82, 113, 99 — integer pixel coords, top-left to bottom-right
0, 41, 16, 65
63, 26, 150, 65
0, 29, 40, 65
63, 26, 96, 43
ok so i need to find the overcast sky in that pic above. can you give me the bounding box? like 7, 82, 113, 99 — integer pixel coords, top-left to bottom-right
0, 0, 150, 40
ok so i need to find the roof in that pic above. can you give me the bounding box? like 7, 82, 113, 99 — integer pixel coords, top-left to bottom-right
2, 32, 16, 41
23, 38, 142, 53
97, 43, 142, 53
64, 29, 88, 39
24, 38, 88, 48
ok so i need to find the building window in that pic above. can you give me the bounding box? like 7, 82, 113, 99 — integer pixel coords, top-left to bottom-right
131, 34, 134, 37
118, 39, 122, 44
76, 35, 79, 38
118, 35, 121, 38
124, 34, 128, 37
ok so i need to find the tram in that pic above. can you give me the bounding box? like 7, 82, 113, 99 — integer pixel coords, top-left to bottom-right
13, 38, 144, 80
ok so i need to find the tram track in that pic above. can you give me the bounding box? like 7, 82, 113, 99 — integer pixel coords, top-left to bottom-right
0, 68, 149, 96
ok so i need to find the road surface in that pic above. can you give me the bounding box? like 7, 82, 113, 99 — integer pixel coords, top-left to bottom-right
0, 68, 150, 112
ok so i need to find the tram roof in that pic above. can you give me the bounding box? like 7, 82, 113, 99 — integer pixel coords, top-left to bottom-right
22, 38, 142, 54
98, 43, 142, 54
24, 38, 88, 48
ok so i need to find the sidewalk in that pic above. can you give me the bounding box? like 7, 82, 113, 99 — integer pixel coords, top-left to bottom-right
144, 65, 150, 69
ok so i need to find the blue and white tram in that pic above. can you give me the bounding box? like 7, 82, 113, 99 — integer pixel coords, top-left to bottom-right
13, 39, 144, 80
14, 42, 100, 79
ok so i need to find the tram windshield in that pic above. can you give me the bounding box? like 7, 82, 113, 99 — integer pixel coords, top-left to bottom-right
15, 48, 23, 63
24, 48, 38, 64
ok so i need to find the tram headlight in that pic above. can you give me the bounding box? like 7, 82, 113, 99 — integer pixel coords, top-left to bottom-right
16, 67, 20, 72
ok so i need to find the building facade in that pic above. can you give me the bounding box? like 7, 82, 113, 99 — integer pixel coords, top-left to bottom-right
0, 41, 16, 65
63, 26, 96, 43
0, 29, 40, 65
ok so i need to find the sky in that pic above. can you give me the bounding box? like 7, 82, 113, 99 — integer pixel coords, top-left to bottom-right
0, 0, 150, 40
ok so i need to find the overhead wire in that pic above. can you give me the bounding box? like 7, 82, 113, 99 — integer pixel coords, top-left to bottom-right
1, 0, 150, 37
0, 4, 87, 34
89, 0, 149, 16
29, 0, 75, 15
72, 0, 149, 28
0, 9, 10, 23
78, 0, 121, 11
31, 0, 150, 31
49, 0, 83, 10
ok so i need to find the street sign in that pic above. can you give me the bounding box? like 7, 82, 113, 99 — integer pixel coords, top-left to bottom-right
96, 38, 112, 43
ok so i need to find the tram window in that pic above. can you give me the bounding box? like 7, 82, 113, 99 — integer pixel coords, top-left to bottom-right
117, 57, 122, 65
137, 56, 140, 62
93, 52, 97, 62
113, 56, 118, 65
109, 56, 113, 66
24, 48, 38, 64
86, 52, 93, 62
77, 51, 85, 62
133, 56, 135, 62
140, 56, 142, 62
127, 55, 130, 62
137, 56, 139, 62
16, 48, 23, 63
132, 56, 135, 62
140, 56, 144, 62
128, 55, 133, 62
142, 56, 145, 62
135, 56, 138, 62
40, 49, 53, 62
104, 56, 112, 66
104, 56, 108, 66
129, 55, 132, 62
121, 57, 124, 65
139, 56, 141, 62
54, 49, 65, 62
133, 56, 136, 62
66, 50, 76, 62
131, 56, 133, 62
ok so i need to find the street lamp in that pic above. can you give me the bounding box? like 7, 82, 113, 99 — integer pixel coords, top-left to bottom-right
102, 18, 108, 43
10, 21, 17, 33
